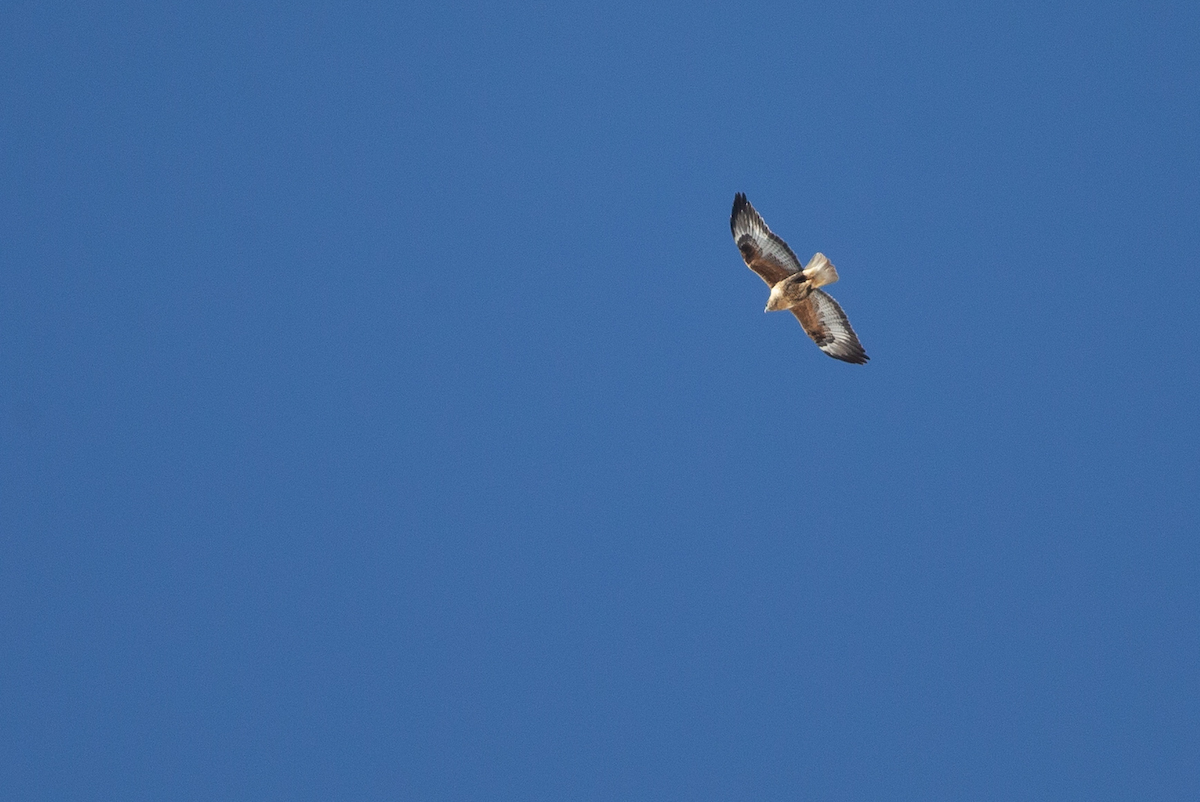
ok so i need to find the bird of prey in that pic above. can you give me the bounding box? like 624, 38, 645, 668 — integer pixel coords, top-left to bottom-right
730, 193, 869, 364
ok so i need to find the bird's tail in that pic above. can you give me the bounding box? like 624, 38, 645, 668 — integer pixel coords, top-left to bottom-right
802, 253, 838, 288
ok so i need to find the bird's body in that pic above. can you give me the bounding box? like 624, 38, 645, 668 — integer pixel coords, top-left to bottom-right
730, 193, 869, 364
764, 253, 838, 311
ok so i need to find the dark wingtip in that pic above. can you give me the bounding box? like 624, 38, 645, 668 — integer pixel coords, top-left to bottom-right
846, 350, 870, 365
823, 343, 869, 364
730, 192, 748, 235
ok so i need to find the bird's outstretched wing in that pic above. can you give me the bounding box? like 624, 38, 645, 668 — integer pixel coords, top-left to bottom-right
791, 289, 870, 364
730, 192, 802, 286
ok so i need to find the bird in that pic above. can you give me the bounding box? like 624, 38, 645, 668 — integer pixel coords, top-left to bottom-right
730, 193, 869, 364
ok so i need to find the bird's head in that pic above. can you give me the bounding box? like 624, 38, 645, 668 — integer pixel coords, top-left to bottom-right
765, 278, 806, 312
764, 282, 783, 312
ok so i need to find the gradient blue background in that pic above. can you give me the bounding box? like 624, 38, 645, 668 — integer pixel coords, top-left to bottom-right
3, 2, 1198, 799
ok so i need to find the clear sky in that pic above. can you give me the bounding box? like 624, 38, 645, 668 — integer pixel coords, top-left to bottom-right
3, 2, 1198, 799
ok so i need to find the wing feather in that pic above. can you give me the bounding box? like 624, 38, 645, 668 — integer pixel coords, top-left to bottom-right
791, 289, 869, 364
730, 193, 802, 286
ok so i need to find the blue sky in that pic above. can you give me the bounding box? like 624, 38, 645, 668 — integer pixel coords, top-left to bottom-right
3, 2, 1198, 799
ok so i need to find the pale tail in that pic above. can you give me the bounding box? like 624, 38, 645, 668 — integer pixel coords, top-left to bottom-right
801, 253, 838, 288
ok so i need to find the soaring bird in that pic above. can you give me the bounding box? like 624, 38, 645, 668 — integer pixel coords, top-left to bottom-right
730, 193, 869, 364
